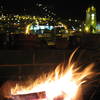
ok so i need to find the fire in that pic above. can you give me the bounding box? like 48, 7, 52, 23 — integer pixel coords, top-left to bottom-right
10, 50, 95, 100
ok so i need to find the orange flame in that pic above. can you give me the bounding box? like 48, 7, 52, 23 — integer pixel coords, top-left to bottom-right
11, 50, 95, 100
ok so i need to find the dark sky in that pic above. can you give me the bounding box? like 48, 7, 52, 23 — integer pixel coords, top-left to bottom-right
0, 0, 100, 21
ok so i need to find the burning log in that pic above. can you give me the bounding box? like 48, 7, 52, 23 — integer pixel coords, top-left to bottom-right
8, 89, 83, 100
9, 91, 46, 100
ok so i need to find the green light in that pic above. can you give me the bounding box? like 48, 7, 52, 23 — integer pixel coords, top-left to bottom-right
85, 6, 97, 33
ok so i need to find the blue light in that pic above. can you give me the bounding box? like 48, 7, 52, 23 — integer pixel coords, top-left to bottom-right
49, 26, 53, 30
30, 25, 54, 31
34, 26, 39, 30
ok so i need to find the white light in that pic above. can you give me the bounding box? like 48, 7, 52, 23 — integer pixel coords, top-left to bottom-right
91, 14, 95, 20
72, 26, 76, 30
38, 4, 42, 7
75, 20, 77, 22
69, 19, 71, 21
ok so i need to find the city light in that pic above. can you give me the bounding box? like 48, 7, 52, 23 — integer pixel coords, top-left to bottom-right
91, 14, 95, 20
25, 24, 31, 34
85, 26, 89, 32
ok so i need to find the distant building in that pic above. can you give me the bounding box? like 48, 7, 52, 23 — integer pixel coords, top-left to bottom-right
84, 6, 97, 33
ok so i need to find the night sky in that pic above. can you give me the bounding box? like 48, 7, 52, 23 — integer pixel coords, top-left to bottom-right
0, 0, 100, 21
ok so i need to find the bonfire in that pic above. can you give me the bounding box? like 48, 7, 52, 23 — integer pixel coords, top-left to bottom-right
1, 50, 98, 100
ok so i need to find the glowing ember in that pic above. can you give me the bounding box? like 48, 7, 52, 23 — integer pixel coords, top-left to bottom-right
10, 50, 95, 100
